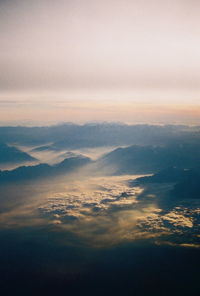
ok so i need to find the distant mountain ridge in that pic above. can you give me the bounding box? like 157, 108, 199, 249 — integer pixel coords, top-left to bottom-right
0, 123, 199, 148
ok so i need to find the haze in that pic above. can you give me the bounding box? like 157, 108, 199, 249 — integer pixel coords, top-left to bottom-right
0, 0, 200, 124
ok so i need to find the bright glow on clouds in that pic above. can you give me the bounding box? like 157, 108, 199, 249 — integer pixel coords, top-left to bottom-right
1, 173, 199, 248
0, 0, 200, 124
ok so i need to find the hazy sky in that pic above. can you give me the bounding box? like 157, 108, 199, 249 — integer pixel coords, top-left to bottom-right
0, 0, 200, 124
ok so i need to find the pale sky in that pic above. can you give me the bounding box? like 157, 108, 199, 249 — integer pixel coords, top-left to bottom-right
0, 0, 200, 124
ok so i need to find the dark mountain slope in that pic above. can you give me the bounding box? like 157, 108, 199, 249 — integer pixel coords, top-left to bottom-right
172, 170, 200, 199
132, 167, 194, 185
0, 143, 36, 164
100, 143, 200, 174
0, 156, 91, 183
131, 167, 200, 200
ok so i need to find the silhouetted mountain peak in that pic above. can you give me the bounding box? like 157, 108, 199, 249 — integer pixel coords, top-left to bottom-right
0, 142, 36, 164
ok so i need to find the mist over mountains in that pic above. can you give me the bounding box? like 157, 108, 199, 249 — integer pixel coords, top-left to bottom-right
0, 123, 200, 185
1, 123, 200, 148
0, 156, 91, 183
0, 123, 199, 295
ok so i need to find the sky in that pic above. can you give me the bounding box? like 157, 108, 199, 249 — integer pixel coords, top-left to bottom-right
0, 0, 200, 125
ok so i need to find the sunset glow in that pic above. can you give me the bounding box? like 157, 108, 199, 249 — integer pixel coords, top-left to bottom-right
0, 0, 200, 125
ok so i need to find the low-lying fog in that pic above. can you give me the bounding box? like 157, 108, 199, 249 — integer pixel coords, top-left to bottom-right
0, 167, 199, 249
0, 124, 199, 294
